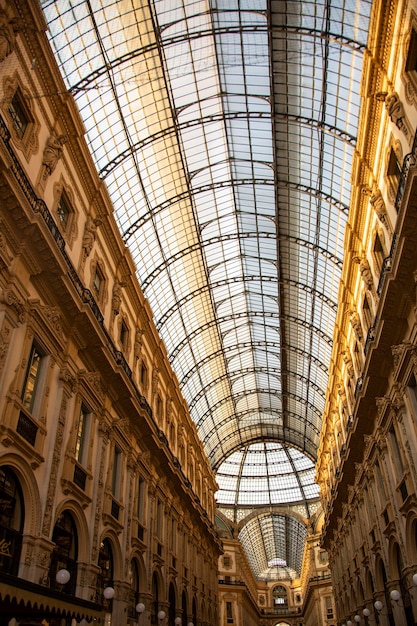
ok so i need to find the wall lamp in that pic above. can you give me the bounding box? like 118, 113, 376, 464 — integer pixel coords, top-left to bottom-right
136, 602, 145, 620
390, 589, 401, 602
103, 586, 115, 600
345, 617, 361, 626
374, 600, 383, 612
174, 618, 182, 626
158, 610, 166, 623
56, 568, 71, 585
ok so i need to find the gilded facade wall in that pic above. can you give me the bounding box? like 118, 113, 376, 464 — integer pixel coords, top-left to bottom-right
0, 0, 221, 624
318, 0, 417, 624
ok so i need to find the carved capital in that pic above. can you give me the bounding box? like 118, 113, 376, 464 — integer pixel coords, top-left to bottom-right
1, 289, 26, 323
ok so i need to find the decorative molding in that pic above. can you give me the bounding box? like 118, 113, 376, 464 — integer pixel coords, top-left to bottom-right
1, 288, 26, 323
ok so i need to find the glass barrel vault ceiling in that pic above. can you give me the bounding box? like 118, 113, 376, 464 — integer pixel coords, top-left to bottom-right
40, 0, 373, 580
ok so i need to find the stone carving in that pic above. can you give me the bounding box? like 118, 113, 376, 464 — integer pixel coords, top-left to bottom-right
91, 435, 108, 561
391, 343, 404, 368
151, 365, 159, 399
1, 289, 26, 323
134, 327, 144, 359
0, 7, 18, 62
349, 309, 363, 342
112, 280, 126, 316
0, 323, 10, 373
354, 253, 374, 291
385, 91, 408, 136
369, 187, 392, 233
78, 370, 104, 402
0, 224, 13, 267
43, 305, 63, 336
42, 130, 66, 177
82, 216, 102, 258
342, 352, 354, 378
58, 367, 76, 391
42, 394, 69, 535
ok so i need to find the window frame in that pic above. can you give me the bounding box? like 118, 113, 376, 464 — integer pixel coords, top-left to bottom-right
75, 403, 91, 467
21, 341, 47, 417
8, 87, 30, 139
111, 443, 123, 501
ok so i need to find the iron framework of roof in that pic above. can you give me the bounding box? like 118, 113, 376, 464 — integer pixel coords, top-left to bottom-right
40, 0, 373, 581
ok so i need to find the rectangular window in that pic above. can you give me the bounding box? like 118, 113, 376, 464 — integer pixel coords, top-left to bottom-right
140, 362, 148, 388
93, 267, 103, 295
57, 192, 71, 229
387, 147, 401, 192
21, 343, 45, 414
319, 550, 328, 563
399, 479, 408, 502
156, 394, 162, 420
120, 319, 128, 348
326, 597, 334, 618
111, 444, 122, 500
406, 374, 417, 421
156, 498, 163, 539
226, 601, 233, 624
183, 532, 187, 563
375, 461, 386, 507
9, 89, 29, 138
137, 476, 145, 523
75, 404, 90, 466
406, 28, 417, 73
362, 294, 372, 331
389, 426, 404, 477
170, 517, 176, 552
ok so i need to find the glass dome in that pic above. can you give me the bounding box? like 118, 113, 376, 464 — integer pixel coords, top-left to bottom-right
215, 442, 319, 508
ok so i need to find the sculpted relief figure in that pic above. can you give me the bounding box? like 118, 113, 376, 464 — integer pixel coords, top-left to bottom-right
0, 7, 18, 62
112, 280, 126, 316
353, 253, 373, 291
349, 309, 363, 342
385, 91, 407, 134
42, 131, 67, 176
82, 216, 102, 258
369, 186, 392, 234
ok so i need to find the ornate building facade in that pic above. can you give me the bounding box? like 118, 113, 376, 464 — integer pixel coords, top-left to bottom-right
5, 0, 417, 625
317, 0, 417, 624
0, 0, 221, 623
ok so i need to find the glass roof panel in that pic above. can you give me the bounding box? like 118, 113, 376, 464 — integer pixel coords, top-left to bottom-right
41, 0, 373, 582
215, 442, 319, 506
237, 513, 308, 580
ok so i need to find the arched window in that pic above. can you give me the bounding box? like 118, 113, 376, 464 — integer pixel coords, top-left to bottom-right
169, 582, 176, 625
273, 585, 288, 607
372, 230, 387, 275
394, 543, 413, 625
128, 558, 140, 617
50, 511, 78, 595
362, 293, 373, 333
0, 466, 24, 576
152, 571, 159, 622
98, 538, 114, 607
182, 590, 187, 626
